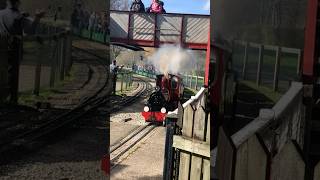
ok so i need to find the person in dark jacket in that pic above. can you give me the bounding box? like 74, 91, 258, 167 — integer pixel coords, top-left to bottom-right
0, 0, 45, 103
130, 0, 145, 12
159, 1, 166, 13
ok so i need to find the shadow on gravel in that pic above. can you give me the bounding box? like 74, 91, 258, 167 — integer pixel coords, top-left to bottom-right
230, 82, 275, 134
0, 111, 108, 177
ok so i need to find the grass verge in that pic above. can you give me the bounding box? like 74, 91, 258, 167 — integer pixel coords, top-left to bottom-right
240, 80, 282, 103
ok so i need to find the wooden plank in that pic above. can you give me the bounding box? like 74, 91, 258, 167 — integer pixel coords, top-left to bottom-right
270, 141, 305, 180
314, 161, 320, 180
173, 135, 210, 157
234, 134, 268, 180
190, 104, 207, 179
178, 104, 195, 180
202, 113, 210, 180
216, 127, 236, 180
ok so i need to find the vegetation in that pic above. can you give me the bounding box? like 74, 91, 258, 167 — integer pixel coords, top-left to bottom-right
18, 66, 75, 106
240, 80, 282, 103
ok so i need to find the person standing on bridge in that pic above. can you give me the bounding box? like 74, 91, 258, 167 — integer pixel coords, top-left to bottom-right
159, 1, 166, 13
148, 0, 163, 13
0, 0, 45, 103
130, 0, 145, 13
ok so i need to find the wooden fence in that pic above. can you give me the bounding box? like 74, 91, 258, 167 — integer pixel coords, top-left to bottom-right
0, 25, 72, 102
233, 40, 302, 92
116, 71, 133, 93
164, 88, 210, 180
21, 29, 72, 95
211, 82, 318, 179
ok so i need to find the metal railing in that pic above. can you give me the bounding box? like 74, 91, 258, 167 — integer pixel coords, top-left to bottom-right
132, 69, 204, 90
73, 28, 108, 44
116, 71, 134, 93
233, 40, 302, 92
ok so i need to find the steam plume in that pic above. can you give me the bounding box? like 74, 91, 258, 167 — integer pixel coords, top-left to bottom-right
147, 44, 196, 76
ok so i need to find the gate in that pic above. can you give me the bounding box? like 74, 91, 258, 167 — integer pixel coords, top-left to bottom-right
164, 87, 210, 180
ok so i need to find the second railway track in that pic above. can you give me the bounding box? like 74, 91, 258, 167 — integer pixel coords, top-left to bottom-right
0, 47, 111, 157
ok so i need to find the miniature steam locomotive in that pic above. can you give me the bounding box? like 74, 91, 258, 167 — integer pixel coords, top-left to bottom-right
141, 74, 184, 124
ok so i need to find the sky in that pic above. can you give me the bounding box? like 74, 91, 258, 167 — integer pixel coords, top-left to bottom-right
141, 0, 210, 15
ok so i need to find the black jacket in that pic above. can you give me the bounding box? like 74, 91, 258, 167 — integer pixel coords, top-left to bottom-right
130, 0, 145, 12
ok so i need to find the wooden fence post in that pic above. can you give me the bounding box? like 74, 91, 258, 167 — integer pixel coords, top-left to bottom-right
178, 104, 194, 180
65, 33, 72, 76
33, 44, 42, 96
195, 76, 199, 90
242, 42, 249, 80
50, 40, 58, 88
256, 44, 264, 85
273, 47, 281, 91
163, 116, 178, 180
189, 75, 192, 88
120, 74, 123, 92
125, 73, 128, 90
59, 37, 65, 81
297, 50, 302, 75
190, 96, 207, 179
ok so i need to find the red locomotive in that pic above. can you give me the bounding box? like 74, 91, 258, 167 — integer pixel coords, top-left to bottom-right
141, 74, 184, 124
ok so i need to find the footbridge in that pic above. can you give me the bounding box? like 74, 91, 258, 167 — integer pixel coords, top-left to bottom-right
110, 10, 210, 50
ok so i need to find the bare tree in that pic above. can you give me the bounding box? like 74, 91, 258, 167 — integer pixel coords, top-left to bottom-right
110, 45, 125, 60
110, 0, 129, 11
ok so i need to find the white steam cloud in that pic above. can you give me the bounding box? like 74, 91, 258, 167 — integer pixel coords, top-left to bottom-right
147, 44, 197, 76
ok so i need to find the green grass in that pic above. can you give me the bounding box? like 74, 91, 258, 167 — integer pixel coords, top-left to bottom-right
41, 18, 70, 28
240, 80, 282, 103
184, 88, 197, 98
18, 66, 75, 106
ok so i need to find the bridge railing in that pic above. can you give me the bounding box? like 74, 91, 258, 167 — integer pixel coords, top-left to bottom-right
212, 82, 307, 179
110, 10, 209, 50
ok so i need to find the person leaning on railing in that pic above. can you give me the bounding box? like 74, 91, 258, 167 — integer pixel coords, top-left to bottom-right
0, 0, 45, 103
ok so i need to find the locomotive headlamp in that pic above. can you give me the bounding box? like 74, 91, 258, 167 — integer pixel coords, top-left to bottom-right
161, 107, 166, 114
144, 106, 150, 112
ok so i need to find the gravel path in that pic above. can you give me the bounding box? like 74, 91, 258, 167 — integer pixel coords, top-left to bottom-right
110, 79, 165, 179
111, 127, 165, 180
0, 113, 108, 180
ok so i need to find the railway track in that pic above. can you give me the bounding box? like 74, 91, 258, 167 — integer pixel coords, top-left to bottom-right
0, 47, 111, 157
109, 76, 158, 169
110, 124, 157, 167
